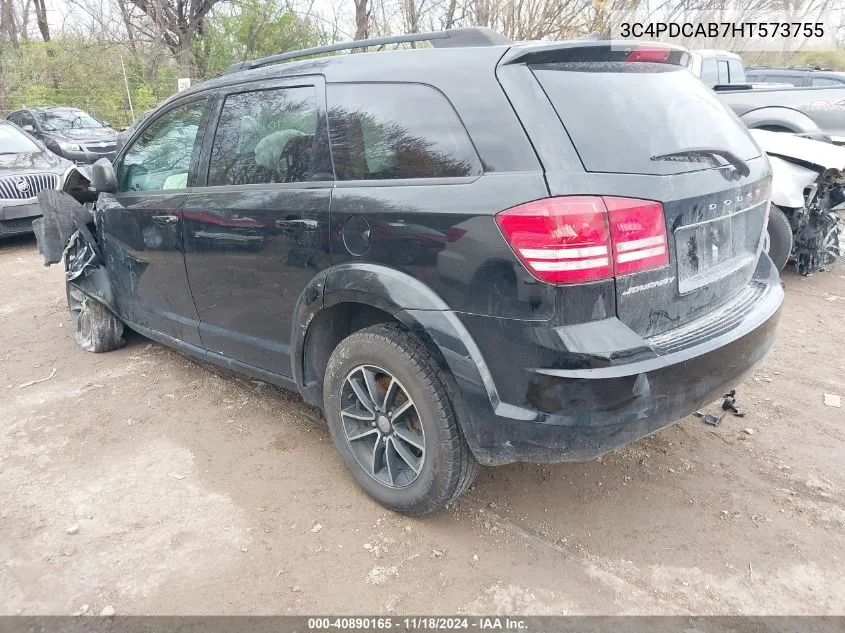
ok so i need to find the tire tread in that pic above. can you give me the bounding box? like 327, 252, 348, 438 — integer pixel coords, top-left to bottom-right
324, 322, 478, 515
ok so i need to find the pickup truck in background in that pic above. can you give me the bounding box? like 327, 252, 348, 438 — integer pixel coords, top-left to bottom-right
686, 50, 845, 143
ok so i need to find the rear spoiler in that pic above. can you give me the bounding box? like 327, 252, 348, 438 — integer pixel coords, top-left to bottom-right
499, 40, 691, 66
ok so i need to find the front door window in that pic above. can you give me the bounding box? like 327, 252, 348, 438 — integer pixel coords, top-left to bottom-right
118, 101, 205, 193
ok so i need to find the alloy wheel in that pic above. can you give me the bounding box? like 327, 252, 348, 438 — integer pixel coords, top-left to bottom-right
340, 364, 425, 488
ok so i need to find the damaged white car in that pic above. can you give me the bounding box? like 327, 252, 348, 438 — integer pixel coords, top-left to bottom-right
753, 129, 845, 275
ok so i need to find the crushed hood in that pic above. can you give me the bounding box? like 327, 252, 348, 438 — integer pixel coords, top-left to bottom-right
750, 129, 845, 174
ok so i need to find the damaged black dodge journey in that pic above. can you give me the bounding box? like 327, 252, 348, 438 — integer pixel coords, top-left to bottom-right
35, 29, 783, 515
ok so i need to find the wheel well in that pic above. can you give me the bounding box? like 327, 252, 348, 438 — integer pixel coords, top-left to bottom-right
303, 303, 399, 399
302, 301, 452, 405
756, 125, 794, 133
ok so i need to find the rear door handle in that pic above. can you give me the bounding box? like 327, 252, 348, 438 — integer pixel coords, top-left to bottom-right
153, 215, 179, 225
276, 219, 318, 230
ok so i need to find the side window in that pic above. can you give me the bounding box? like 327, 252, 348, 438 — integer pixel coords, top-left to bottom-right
812, 76, 845, 87
327, 83, 482, 180
727, 60, 746, 84
717, 60, 730, 84
7, 112, 21, 126
208, 86, 318, 186
700, 58, 719, 85
118, 100, 205, 193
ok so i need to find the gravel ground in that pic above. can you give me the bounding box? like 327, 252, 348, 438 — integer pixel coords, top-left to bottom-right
1, 234, 843, 615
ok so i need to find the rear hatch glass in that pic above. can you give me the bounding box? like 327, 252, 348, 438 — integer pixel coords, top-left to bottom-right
531, 61, 762, 175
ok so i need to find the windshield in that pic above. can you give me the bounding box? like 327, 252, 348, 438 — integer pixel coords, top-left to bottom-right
531, 62, 761, 175
35, 110, 103, 131
0, 124, 41, 154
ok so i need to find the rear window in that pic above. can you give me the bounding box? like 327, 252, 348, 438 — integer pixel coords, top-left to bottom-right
532, 62, 761, 175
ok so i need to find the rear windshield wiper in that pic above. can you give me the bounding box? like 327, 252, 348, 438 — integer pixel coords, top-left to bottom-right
650, 147, 750, 177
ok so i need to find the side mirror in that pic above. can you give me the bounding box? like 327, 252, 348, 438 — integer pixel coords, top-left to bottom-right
21, 124, 35, 133
91, 157, 118, 193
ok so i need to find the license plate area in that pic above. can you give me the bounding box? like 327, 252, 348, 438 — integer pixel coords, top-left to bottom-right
675, 203, 765, 295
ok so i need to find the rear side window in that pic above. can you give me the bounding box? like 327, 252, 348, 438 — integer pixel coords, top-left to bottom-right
208, 86, 318, 186
812, 76, 845, 87
326, 83, 481, 180
532, 63, 761, 175
775, 74, 805, 86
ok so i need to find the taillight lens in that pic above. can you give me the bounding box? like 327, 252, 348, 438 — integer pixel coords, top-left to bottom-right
496, 196, 669, 285
604, 196, 669, 276
494, 197, 611, 283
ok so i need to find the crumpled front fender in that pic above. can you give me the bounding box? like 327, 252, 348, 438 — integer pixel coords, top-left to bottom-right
767, 155, 819, 209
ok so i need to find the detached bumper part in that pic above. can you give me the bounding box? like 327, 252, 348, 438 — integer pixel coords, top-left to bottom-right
455, 254, 784, 466
33, 190, 93, 265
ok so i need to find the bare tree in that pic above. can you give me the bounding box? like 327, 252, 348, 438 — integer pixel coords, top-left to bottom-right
0, 0, 19, 49
353, 0, 369, 39
33, 0, 49, 40
125, 0, 225, 73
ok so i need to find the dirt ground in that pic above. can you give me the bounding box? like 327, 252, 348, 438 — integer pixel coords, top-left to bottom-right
1, 233, 843, 616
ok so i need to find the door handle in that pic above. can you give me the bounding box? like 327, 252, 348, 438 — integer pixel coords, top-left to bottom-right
276, 219, 317, 230
153, 215, 179, 225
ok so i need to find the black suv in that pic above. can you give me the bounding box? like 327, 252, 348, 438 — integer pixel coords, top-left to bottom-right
38, 28, 783, 515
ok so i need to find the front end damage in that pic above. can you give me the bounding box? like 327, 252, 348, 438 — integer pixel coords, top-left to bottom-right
791, 168, 844, 275
752, 129, 844, 275
33, 166, 116, 314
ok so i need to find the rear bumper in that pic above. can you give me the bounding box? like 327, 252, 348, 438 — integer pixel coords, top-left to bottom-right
448, 254, 784, 465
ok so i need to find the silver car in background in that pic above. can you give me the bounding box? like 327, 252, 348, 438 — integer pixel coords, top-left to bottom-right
0, 120, 70, 237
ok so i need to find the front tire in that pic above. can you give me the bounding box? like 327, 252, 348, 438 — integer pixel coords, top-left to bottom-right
766, 206, 793, 272
323, 323, 478, 515
67, 284, 125, 353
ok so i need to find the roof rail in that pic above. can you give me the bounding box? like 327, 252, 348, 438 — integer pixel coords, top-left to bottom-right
224, 27, 512, 74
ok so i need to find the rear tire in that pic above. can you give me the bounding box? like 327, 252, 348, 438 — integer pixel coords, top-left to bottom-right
323, 323, 478, 515
766, 206, 793, 272
67, 284, 125, 353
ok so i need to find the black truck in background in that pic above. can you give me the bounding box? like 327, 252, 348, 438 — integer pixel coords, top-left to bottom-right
686, 50, 845, 143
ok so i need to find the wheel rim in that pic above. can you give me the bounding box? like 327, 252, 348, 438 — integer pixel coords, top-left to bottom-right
822, 225, 840, 266
340, 364, 425, 489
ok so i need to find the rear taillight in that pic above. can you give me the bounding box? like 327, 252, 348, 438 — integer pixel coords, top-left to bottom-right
494, 197, 611, 283
495, 196, 669, 285
604, 196, 669, 276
